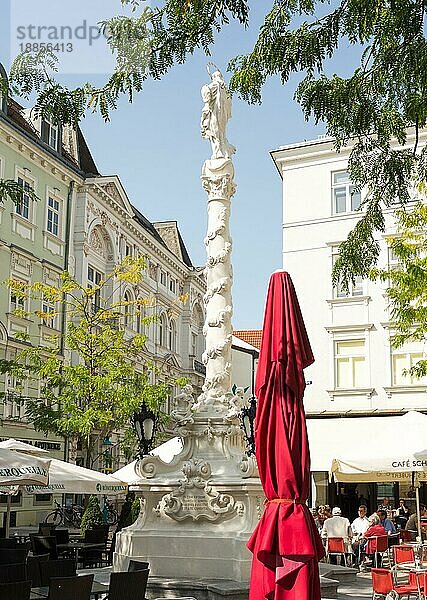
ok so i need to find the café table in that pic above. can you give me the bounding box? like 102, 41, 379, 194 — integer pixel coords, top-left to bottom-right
56, 540, 105, 560
393, 561, 427, 598
31, 579, 108, 599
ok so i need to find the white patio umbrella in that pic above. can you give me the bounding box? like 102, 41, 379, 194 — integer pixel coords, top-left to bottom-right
331, 411, 427, 538
0, 438, 128, 495
113, 436, 183, 485
0, 445, 51, 536
24, 459, 128, 496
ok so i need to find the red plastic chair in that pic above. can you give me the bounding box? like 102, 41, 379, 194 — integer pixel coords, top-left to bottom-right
326, 537, 346, 566
393, 544, 415, 565
409, 571, 427, 595
400, 529, 412, 542
365, 536, 389, 568
371, 568, 419, 599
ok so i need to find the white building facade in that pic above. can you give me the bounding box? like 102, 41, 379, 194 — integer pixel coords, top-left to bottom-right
272, 132, 427, 515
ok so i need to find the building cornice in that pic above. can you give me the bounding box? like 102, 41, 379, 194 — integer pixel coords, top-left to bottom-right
0, 115, 84, 183
83, 181, 197, 277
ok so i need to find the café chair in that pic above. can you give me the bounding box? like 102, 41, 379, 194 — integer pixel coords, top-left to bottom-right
26, 553, 49, 587
31, 536, 58, 560
400, 529, 412, 543
38, 524, 56, 537
371, 568, 418, 599
39, 558, 76, 586
0, 548, 28, 565
53, 529, 69, 545
326, 537, 346, 566
128, 559, 150, 572
108, 570, 150, 600
0, 562, 26, 583
48, 574, 93, 600
0, 580, 31, 600
365, 536, 388, 568
0, 538, 18, 548
393, 544, 415, 565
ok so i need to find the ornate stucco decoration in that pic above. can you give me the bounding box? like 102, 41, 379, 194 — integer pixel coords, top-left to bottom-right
154, 458, 243, 523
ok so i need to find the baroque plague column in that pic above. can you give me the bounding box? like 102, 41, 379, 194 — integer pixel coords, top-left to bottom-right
114, 70, 262, 583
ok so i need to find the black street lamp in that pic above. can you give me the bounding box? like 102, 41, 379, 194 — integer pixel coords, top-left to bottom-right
240, 396, 257, 456
132, 403, 158, 458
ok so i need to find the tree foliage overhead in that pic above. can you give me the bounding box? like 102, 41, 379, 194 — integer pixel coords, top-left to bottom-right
2, 1, 427, 288
0, 257, 175, 466
371, 201, 427, 380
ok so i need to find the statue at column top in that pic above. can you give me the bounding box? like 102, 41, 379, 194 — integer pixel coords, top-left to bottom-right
201, 69, 236, 161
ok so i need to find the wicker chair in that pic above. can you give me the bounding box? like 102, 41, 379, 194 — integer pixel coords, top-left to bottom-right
48, 574, 93, 600
0, 562, 26, 583
31, 536, 58, 560
26, 553, 49, 587
0, 580, 31, 600
0, 548, 28, 565
128, 559, 150, 572
108, 570, 150, 600
39, 558, 76, 586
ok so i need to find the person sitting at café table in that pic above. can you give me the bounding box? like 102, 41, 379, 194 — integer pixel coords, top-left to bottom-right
362, 514, 387, 567
394, 498, 410, 529
321, 506, 353, 562
351, 505, 370, 565
406, 504, 427, 538
377, 509, 396, 535
377, 497, 392, 513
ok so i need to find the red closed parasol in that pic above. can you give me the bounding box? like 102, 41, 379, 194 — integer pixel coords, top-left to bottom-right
248, 271, 324, 600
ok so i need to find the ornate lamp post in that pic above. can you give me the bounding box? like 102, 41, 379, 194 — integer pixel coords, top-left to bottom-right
240, 397, 257, 456
132, 404, 157, 458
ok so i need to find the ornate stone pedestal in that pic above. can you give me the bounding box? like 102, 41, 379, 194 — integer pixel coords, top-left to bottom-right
114, 68, 263, 584
113, 415, 262, 581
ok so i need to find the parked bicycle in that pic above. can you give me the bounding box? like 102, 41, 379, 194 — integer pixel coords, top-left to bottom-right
103, 496, 119, 526
45, 501, 84, 527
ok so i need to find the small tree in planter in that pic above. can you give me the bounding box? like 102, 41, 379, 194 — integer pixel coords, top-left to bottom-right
81, 495, 103, 535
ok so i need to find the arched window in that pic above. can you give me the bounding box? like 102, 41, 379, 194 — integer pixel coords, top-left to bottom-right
168, 319, 177, 351
159, 313, 168, 346
124, 291, 133, 328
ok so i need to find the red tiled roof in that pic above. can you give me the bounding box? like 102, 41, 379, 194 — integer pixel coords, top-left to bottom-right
233, 330, 262, 350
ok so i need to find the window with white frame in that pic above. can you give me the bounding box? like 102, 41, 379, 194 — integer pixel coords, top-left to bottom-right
123, 291, 133, 328
3, 374, 23, 420
87, 265, 102, 312
41, 297, 57, 329
10, 279, 27, 313
41, 116, 59, 151
160, 271, 167, 287
391, 341, 426, 386
332, 252, 363, 298
169, 278, 176, 294
335, 339, 367, 388
46, 195, 60, 236
16, 175, 33, 220
168, 319, 177, 351
332, 171, 361, 214
159, 313, 167, 346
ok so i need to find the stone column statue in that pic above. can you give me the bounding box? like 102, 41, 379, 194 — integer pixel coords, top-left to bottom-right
199, 68, 238, 413
113, 70, 262, 588
201, 70, 236, 161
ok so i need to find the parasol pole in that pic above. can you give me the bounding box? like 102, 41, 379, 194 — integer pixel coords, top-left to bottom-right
5, 493, 11, 538
416, 484, 422, 541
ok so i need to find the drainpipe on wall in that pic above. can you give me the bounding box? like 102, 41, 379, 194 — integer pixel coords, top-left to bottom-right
61, 180, 75, 463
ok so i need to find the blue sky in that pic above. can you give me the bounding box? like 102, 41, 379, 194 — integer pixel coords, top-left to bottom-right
1, 1, 359, 328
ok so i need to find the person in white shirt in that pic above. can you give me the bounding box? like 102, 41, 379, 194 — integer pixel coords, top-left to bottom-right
321, 506, 353, 561
351, 505, 370, 565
